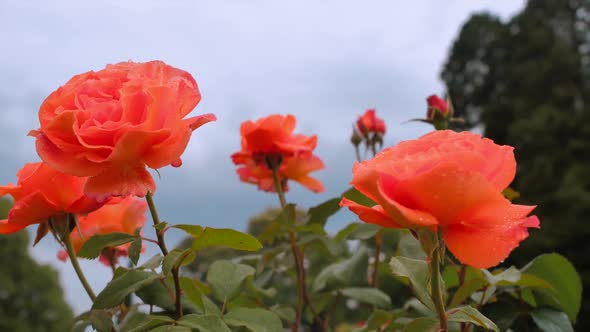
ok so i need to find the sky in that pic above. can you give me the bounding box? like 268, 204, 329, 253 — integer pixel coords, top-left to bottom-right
0, 0, 525, 314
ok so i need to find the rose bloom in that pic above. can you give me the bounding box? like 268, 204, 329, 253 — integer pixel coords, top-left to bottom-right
340, 130, 540, 268
58, 196, 147, 266
426, 95, 450, 120
29, 60, 216, 199
0, 162, 103, 243
356, 109, 386, 137
232, 114, 324, 193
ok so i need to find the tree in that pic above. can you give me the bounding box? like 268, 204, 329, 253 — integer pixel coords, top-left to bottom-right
442, 0, 590, 328
0, 198, 73, 332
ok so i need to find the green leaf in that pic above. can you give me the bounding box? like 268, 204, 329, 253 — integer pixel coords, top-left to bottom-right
402, 317, 439, 332
78, 233, 136, 259
177, 314, 231, 332
269, 305, 296, 323
138, 254, 164, 270
313, 247, 368, 291
342, 187, 375, 207
340, 287, 392, 309
88, 310, 113, 332
334, 222, 380, 241
180, 277, 205, 312
174, 224, 204, 237
92, 270, 160, 309
162, 248, 194, 275
119, 313, 174, 332
398, 231, 426, 260
447, 306, 499, 332
192, 228, 262, 252
206, 260, 256, 302
307, 197, 341, 226
134, 278, 175, 312
389, 256, 434, 310
522, 253, 582, 322
530, 309, 574, 332
449, 278, 487, 308
128, 228, 142, 265
224, 307, 283, 332
296, 223, 326, 235
482, 266, 521, 285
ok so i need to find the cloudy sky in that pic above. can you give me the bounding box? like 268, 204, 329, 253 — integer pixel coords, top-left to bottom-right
0, 1, 524, 313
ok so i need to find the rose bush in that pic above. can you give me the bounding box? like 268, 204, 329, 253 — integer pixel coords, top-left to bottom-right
29, 61, 216, 199
0, 58, 579, 332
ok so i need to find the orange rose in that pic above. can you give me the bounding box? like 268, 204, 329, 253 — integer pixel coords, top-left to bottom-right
58, 196, 147, 266
356, 109, 386, 137
231, 114, 324, 193
29, 61, 216, 199
231, 114, 317, 163
0, 162, 103, 242
340, 130, 539, 268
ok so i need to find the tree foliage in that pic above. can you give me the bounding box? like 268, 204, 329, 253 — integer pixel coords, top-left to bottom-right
442, 0, 590, 328
0, 198, 73, 332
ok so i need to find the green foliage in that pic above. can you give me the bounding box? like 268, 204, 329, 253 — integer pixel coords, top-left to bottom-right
530, 309, 574, 332
0, 224, 73, 331
522, 253, 582, 322
206, 260, 255, 302
447, 306, 499, 332
78, 232, 136, 259
223, 307, 283, 332
389, 256, 434, 310
93, 269, 160, 309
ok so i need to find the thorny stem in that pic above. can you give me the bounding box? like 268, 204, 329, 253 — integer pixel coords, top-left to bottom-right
270, 165, 321, 331
431, 231, 448, 331
369, 230, 383, 288
146, 192, 183, 319
64, 214, 96, 301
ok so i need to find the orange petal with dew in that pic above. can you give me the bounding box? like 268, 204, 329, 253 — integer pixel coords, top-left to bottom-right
386, 162, 508, 227
444, 214, 540, 268
84, 165, 155, 199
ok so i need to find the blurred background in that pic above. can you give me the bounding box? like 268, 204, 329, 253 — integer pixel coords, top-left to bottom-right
1, 0, 589, 330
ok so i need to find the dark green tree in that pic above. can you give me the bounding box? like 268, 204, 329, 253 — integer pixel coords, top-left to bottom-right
442, 0, 589, 328
0, 198, 73, 332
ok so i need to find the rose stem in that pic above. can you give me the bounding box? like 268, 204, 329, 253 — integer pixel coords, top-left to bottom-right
146, 192, 183, 319
64, 214, 96, 301
431, 231, 448, 331
270, 164, 322, 330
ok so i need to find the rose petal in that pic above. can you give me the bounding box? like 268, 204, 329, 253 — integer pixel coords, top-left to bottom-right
340, 198, 402, 228
32, 131, 104, 176
388, 162, 509, 227
444, 214, 540, 268
0, 192, 57, 234
84, 165, 156, 199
